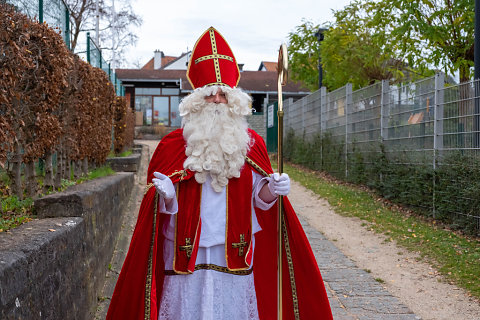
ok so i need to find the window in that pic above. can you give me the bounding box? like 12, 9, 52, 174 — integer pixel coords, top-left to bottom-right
170, 96, 181, 127
136, 88, 161, 95
133, 87, 182, 126
162, 88, 180, 95
135, 96, 153, 125
153, 96, 169, 126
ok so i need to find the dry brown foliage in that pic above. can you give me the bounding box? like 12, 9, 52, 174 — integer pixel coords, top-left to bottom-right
113, 96, 134, 154
0, 3, 118, 196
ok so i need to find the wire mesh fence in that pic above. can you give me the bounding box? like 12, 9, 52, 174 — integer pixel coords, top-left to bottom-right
283, 74, 480, 233
5, 0, 123, 96
6, 0, 70, 47
87, 32, 123, 96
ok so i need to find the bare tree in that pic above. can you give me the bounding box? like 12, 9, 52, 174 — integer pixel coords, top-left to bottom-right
65, 0, 141, 67
98, 0, 142, 68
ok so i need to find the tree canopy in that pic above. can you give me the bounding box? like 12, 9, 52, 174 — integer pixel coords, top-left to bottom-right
287, 20, 322, 91
288, 0, 475, 91
378, 0, 474, 83
321, 0, 406, 91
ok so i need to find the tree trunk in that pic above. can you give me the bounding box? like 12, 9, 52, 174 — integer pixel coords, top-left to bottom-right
63, 156, 70, 180
24, 161, 36, 197
74, 160, 82, 179
44, 151, 54, 191
89, 159, 96, 171
54, 149, 63, 190
82, 158, 88, 176
8, 141, 23, 199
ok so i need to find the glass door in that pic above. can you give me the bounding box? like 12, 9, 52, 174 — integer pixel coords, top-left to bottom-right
153, 96, 170, 126
170, 96, 181, 127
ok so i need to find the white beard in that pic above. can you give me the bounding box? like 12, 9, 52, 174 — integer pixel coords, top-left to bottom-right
181, 98, 251, 192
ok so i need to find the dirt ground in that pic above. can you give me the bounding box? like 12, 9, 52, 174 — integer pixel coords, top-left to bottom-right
288, 180, 480, 320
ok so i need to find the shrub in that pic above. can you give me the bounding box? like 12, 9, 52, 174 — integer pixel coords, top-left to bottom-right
285, 130, 480, 235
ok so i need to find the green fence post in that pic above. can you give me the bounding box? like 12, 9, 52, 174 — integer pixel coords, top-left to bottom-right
39, 0, 43, 23
266, 102, 278, 152
87, 32, 91, 63
99, 51, 102, 69
65, 8, 70, 50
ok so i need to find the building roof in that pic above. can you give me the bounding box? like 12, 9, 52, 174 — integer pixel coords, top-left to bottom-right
162, 52, 190, 69
141, 56, 177, 70
116, 69, 310, 94
258, 61, 277, 71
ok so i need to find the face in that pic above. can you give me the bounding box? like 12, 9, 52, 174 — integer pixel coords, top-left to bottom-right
204, 89, 228, 104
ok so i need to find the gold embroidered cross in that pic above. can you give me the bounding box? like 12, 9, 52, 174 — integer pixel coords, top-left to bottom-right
232, 234, 247, 256
192, 29, 233, 84
179, 238, 193, 258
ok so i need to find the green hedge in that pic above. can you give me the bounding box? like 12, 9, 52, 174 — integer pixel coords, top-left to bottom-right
284, 129, 480, 235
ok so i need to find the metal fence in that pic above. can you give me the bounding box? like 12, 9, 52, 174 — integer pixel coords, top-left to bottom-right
6, 0, 70, 48
5, 0, 124, 96
283, 74, 480, 230
87, 32, 124, 96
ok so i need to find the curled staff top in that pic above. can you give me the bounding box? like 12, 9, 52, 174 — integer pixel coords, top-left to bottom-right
277, 43, 288, 112
277, 43, 288, 87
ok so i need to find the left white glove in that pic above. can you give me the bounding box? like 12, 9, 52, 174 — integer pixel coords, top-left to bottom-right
267, 173, 290, 196
152, 172, 176, 200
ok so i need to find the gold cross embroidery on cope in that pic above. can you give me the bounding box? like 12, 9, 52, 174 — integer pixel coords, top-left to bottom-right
232, 234, 247, 256
194, 29, 233, 84
179, 238, 193, 258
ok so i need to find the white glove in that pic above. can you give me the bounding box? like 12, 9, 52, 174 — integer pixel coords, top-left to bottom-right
152, 172, 176, 200
268, 173, 290, 196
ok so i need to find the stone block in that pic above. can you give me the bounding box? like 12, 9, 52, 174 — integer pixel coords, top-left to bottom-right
0, 172, 135, 319
0, 218, 84, 319
106, 153, 141, 172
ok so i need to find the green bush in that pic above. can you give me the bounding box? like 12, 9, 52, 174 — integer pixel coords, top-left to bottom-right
284, 130, 480, 235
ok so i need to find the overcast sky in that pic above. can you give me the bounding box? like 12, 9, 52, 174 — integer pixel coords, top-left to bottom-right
124, 0, 353, 70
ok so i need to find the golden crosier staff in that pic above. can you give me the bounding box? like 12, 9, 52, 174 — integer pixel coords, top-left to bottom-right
277, 43, 288, 320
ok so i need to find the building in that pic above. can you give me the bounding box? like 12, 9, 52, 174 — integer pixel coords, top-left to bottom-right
116, 51, 310, 134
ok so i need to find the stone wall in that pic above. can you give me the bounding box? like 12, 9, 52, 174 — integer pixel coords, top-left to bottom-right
0, 172, 134, 320
246, 113, 266, 142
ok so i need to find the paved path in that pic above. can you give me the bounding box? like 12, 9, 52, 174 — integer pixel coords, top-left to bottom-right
96, 139, 420, 319
298, 217, 419, 319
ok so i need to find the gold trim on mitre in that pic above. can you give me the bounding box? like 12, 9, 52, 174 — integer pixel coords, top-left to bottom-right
186, 26, 241, 89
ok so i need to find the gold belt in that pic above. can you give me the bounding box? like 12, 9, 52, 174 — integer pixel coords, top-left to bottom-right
165, 264, 253, 276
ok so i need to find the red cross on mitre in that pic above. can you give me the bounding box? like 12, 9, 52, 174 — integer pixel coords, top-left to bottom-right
187, 27, 240, 89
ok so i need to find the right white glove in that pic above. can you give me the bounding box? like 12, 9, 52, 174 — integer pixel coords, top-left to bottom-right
152, 172, 176, 200
267, 172, 291, 196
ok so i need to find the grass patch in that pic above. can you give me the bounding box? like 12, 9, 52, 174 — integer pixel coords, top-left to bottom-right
1, 195, 33, 212
72, 165, 115, 185
0, 195, 34, 232
284, 162, 480, 300
0, 214, 32, 232
108, 149, 133, 158
0, 165, 115, 232
374, 278, 385, 284
85, 166, 115, 180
